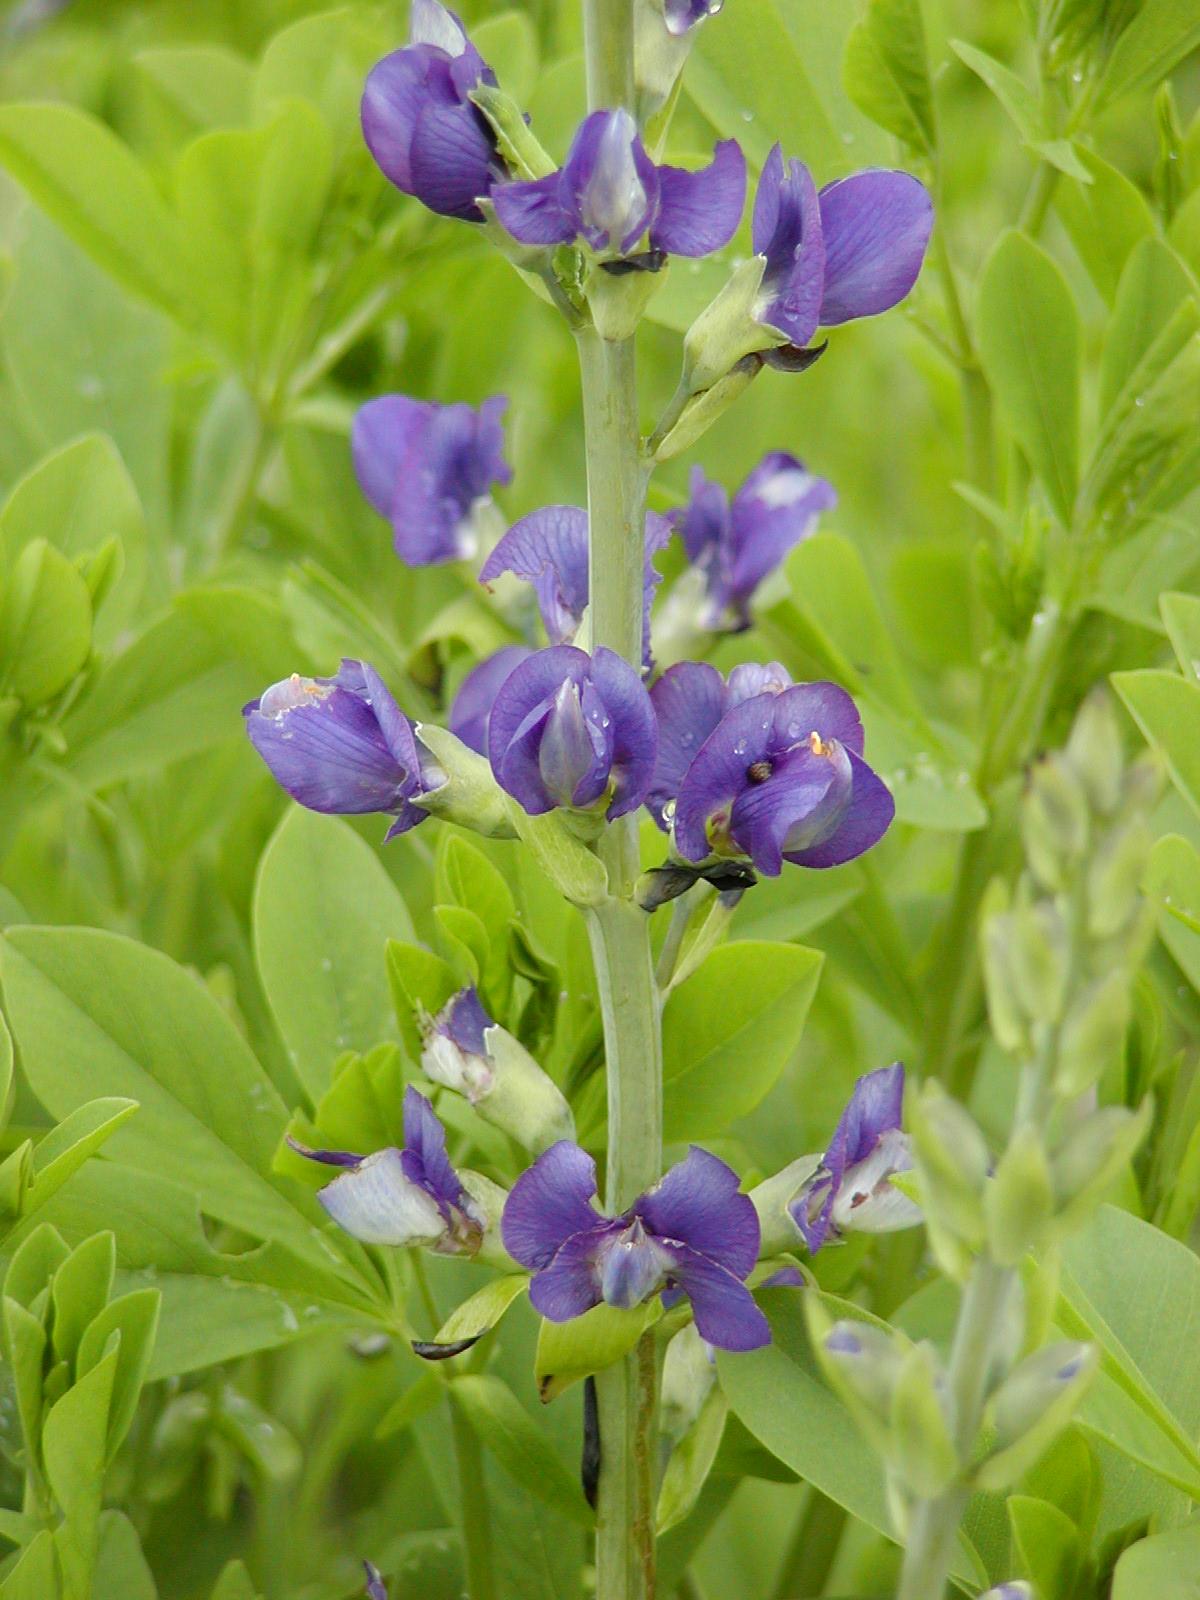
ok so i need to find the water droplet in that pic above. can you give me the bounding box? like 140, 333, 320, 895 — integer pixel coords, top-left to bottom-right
1134, 394, 1146, 408
740, 108, 754, 123
77, 375, 103, 399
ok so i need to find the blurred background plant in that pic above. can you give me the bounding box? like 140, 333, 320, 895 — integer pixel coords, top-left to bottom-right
0, 0, 1196, 1597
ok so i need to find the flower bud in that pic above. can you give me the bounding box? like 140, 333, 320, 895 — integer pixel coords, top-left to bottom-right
907, 1082, 988, 1251
419, 988, 575, 1155
889, 1341, 958, 1497
751, 1154, 822, 1256
1021, 754, 1089, 890
364, 1561, 388, 1600
1051, 1102, 1150, 1233
820, 1320, 906, 1421
1087, 816, 1151, 940
977, 1342, 1097, 1490
985, 1125, 1053, 1265
1006, 893, 1070, 1025
1065, 689, 1124, 817
980, 884, 1030, 1054
660, 1322, 717, 1439
981, 1582, 1034, 1599
1055, 971, 1131, 1097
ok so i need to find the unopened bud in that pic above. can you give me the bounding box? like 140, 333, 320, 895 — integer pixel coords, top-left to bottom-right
908, 1082, 988, 1249
981, 884, 1029, 1053
985, 1126, 1053, 1265
1007, 893, 1070, 1024
981, 1581, 1034, 1599
1055, 971, 1131, 1097
660, 1322, 717, 1439
414, 724, 516, 839
821, 1321, 906, 1421
1087, 816, 1151, 939
1052, 1102, 1150, 1233
889, 1342, 958, 1497
458, 1170, 513, 1269
1065, 690, 1123, 816
977, 1341, 1097, 1490
1021, 754, 1089, 889
751, 1154, 822, 1256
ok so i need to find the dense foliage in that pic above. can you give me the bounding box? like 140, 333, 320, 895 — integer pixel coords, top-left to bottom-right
0, 1, 1197, 1598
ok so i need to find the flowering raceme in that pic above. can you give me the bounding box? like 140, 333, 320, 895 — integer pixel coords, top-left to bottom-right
289, 1087, 487, 1253
361, 0, 504, 220
244, 660, 441, 839
502, 1142, 770, 1351
479, 505, 671, 667
648, 663, 893, 873
353, 392, 511, 565
487, 645, 657, 819
671, 451, 836, 629
789, 1064, 921, 1251
494, 107, 746, 261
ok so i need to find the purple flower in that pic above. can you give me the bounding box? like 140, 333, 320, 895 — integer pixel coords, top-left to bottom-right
663, 0, 724, 33
244, 660, 439, 840
353, 393, 511, 566
420, 985, 494, 1100
448, 645, 534, 755
502, 1142, 770, 1352
668, 677, 894, 875
752, 145, 933, 354
493, 108, 746, 260
673, 452, 836, 628
361, 0, 503, 221
789, 1064, 921, 1253
478, 505, 672, 667
289, 1086, 485, 1252
363, 1561, 388, 1600
487, 645, 657, 820
647, 659, 792, 828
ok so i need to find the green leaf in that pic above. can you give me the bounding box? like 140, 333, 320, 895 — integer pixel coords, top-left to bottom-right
844, 0, 935, 152
0, 103, 188, 318
657, 1389, 729, 1534
2, 1296, 47, 1475
1007, 1495, 1081, 1598
1160, 592, 1200, 681
449, 1374, 593, 1527
1113, 668, 1200, 819
253, 6, 390, 160
950, 39, 1041, 143
435, 1275, 529, 1346
1100, 238, 1195, 418
50, 1231, 115, 1367
93, 1512, 157, 1600
386, 940, 460, 1062
27, 1098, 139, 1214
686, 0, 842, 177
210, 1561, 262, 1600
435, 832, 516, 1003
535, 1301, 660, 1402
1055, 150, 1156, 305
254, 807, 413, 1104
76, 1287, 161, 1460
132, 45, 252, 144
976, 229, 1080, 525
1098, 0, 1200, 107
0, 926, 340, 1272
1112, 1523, 1200, 1598
0, 540, 92, 706
42, 1342, 117, 1590
0, 434, 146, 649
662, 942, 823, 1141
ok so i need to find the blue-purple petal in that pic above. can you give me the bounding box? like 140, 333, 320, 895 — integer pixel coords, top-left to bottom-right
563, 109, 659, 254
752, 146, 824, 347
728, 743, 850, 877
480, 506, 590, 643
448, 645, 534, 754
652, 140, 746, 258
492, 172, 577, 245
502, 1139, 602, 1270
647, 661, 729, 828
588, 646, 659, 818
635, 1147, 760, 1280
409, 101, 498, 222
439, 986, 492, 1056
784, 750, 895, 868
402, 1085, 464, 1214
665, 1244, 771, 1352
352, 395, 432, 520
817, 170, 933, 325
530, 1225, 614, 1321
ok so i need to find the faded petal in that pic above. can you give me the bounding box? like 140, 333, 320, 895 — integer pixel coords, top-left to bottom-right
818, 169, 933, 325
318, 1148, 447, 1245
636, 1146, 760, 1279
830, 1128, 921, 1235
448, 645, 534, 755
653, 139, 746, 258
502, 1139, 601, 1270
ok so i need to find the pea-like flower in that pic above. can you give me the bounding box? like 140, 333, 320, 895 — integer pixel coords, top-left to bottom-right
668, 674, 894, 875
487, 645, 657, 819
479, 505, 672, 667
662, 0, 723, 32
672, 452, 836, 629
493, 107, 746, 261
448, 645, 534, 755
502, 1142, 770, 1351
244, 660, 441, 839
753, 145, 933, 356
789, 1064, 921, 1252
362, 0, 504, 221
353, 393, 511, 566
289, 1086, 486, 1253
646, 658, 793, 828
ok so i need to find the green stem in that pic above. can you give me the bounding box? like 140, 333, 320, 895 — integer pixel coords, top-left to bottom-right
769, 1488, 847, 1600
896, 1260, 1013, 1600
448, 1389, 499, 1600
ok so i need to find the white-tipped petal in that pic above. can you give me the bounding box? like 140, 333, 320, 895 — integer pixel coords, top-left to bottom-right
318, 1150, 446, 1246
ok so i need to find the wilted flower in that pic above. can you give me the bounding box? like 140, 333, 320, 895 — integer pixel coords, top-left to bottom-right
666, 676, 893, 874
289, 1086, 486, 1253
753, 146, 933, 357
493, 107, 745, 260
362, 0, 504, 221
502, 1142, 770, 1351
479, 505, 672, 667
245, 660, 441, 839
448, 645, 534, 755
419, 985, 575, 1153
672, 452, 836, 628
789, 1064, 921, 1252
353, 393, 511, 566
487, 645, 657, 819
